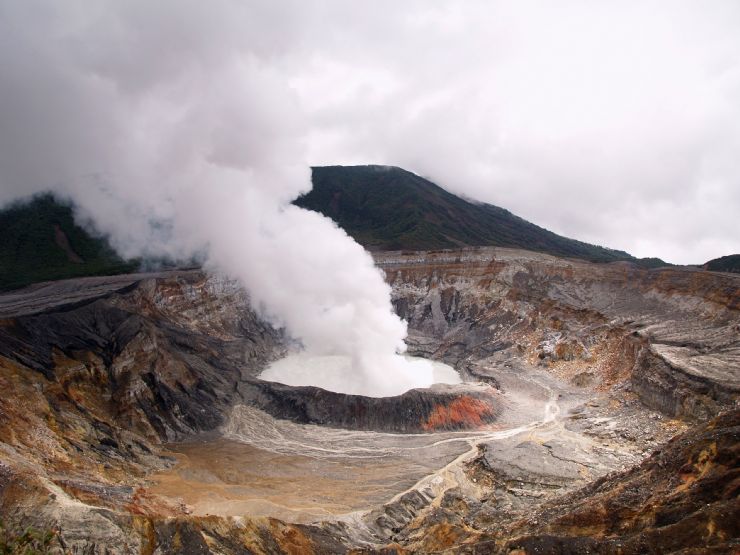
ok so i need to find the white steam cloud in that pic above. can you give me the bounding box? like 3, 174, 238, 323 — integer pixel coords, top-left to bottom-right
0, 2, 433, 396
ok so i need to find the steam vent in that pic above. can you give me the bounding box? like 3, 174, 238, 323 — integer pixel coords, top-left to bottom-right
0, 242, 738, 553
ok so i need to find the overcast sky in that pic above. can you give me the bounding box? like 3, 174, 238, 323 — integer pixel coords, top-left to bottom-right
1, 1, 739, 264
293, 1, 740, 264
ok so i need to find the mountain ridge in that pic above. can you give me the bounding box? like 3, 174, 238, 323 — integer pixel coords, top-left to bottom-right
704, 254, 740, 274
298, 165, 667, 266
0, 165, 673, 291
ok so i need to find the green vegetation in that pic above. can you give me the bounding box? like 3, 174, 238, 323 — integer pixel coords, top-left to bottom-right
0, 520, 58, 554
704, 254, 740, 274
0, 193, 138, 291
1, 166, 671, 291
299, 166, 666, 265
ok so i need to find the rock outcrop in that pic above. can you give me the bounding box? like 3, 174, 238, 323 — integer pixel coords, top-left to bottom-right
377, 248, 739, 421
502, 407, 739, 554
370, 408, 739, 554
239, 380, 502, 433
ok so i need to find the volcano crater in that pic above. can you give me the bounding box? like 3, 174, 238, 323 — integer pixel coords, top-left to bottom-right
0, 248, 738, 553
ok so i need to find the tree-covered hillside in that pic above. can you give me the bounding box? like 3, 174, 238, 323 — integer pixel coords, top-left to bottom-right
0, 194, 138, 291
1, 166, 671, 291
298, 166, 665, 266
704, 254, 740, 274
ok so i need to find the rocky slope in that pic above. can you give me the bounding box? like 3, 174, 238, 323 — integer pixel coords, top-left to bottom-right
499, 408, 740, 555
365, 248, 739, 553
381, 248, 738, 419
0, 248, 738, 553
361, 408, 739, 555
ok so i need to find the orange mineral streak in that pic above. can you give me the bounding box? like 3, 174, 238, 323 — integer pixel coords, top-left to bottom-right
422, 396, 493, 431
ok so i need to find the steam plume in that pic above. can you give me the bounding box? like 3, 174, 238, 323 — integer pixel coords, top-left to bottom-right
0, 2, 432, 396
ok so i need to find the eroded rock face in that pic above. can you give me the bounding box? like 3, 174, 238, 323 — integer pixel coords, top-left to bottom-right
490, 408, 740, 555
0, 247, 738, 554
0, 272, 288, 552
377, 248, 739, 421
0, 271, 281, 444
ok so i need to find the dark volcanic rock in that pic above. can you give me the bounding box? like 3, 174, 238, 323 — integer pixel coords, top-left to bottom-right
631, 344, 740, 421
0, 271, 282, 445
0, 300, 145, 380
241, 379, 502, 433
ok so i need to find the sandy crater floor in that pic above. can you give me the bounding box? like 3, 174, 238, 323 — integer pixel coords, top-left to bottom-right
147, 359, 648, 525
148, 398, 485, 523
150, 437, 466, 523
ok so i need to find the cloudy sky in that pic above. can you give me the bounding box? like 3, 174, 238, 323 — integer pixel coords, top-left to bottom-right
293, 1, 740, 264
1, 1, 739, 264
